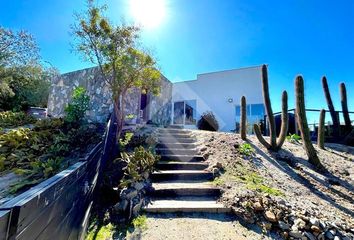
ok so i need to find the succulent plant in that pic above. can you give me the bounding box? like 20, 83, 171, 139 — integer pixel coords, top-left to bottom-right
240, 96, 247, 140
322, 77, 340, 137
340, 82, 352, 133
254, 65, 288, 151
318, 109, 326, 149
296, 76, 323, 169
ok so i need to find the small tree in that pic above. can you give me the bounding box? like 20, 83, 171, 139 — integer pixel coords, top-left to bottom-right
65, 87, 90, 124
73, 1, 161, 138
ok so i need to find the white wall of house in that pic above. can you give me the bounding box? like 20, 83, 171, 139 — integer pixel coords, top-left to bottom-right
172, 65, 264, 132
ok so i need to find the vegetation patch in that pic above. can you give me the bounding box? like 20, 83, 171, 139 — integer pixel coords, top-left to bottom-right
238, 143, 255, 157
221, 162, 284, 197
0, 111, 37, 128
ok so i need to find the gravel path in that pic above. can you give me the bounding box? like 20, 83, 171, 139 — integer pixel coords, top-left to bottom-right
127, 213, 278, 240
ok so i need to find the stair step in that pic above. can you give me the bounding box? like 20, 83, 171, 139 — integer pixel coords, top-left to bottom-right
156, 148, 198, 155
151, 170, 213, 182
159, 137, 196, 144
150, 182, 221, 197
168, 125, 184, 129
156, 161, 208, 170
160, 154, 204, 162
143, 197, 230, 213
159, 129, 190, 134
156, 143, 197, 149
158, 133, 191, 138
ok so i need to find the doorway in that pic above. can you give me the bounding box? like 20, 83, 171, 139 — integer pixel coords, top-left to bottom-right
173, 100, 197, 125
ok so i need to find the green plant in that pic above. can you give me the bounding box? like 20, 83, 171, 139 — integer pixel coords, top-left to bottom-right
64, 87, 90, 124
296, 76, 323, 169
132, 215, 148, 231
240, 96, 247, 140
239, 143, 255, 156
318, 109, 326, 149
253, 65, 288, 151
86, 223, 114, 240
286, 133, 301, 144
322, 76, 340, 137
119, 132, 134, 150
120, 146, 159, 188
197, 111, 219, 131
0, 111, 37, 128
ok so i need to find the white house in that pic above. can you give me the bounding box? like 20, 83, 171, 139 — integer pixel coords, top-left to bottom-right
171, 65, 265, 132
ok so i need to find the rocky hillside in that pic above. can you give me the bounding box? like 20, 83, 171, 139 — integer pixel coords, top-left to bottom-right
193, 130, 354, 240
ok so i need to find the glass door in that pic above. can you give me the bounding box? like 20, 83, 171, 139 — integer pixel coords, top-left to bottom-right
173, 100, 197, 125
173, 101, 184, 124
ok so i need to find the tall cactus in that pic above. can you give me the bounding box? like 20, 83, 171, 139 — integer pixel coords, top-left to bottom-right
340, 82, 352, 133
254, 65, 288, 151
240, 96, 247, 140
296, 76, 323, 168
322, 77, 340, 137
318, 109, 326, 149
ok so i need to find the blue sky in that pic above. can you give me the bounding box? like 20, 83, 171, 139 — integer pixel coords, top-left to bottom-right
1, 0, 354, 118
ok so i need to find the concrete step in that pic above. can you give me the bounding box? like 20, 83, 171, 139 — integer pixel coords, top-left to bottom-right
143, 197, 230, 213
150, 182, 221, 197
156, 143, 197, 149
151, 170, 213, 182
167, 125, 184, 129
156, 148, 198, 155
158, 133, 191, 138
156, 161, 208, 170
158, 128, 190, 134
159, 137, 196, 144
160, 154, 204, 162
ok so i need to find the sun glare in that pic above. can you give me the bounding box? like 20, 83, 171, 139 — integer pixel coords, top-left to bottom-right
129, 0, 167, 29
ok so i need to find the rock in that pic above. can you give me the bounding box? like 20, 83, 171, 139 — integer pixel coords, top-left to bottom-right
125, 189, 138, 199
278, 221, 290, 230
319, 221, 327, 230
294, 218, 307, 230
132, 199, 143, 217
289, 230, 303, 239
280, 231, 289, 239
310, 218, 320, 227
264, 210, 277, 223
325, 230, 335, 240
317, 233, 325, 240
213, 161, 223, 169
134, 182, 144, 191
304, 231, 316, 240
114, 199, 129, 212
333, 236, 341, 240
253, 202, 264, 211
311, 225, 321, 233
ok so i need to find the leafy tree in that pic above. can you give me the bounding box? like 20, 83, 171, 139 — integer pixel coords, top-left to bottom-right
0, 27, 55, 111
72, 0, 161, 138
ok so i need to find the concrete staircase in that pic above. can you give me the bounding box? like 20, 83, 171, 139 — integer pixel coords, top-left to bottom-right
144, 126, 230, 213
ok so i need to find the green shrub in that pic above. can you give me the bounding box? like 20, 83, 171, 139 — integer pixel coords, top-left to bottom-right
64, 87, 90, 124
286, 133, 301, 144
197, 111, 219, 131
0, 111, 37, 128
239, 143, 255, 156
120, 146, 160, 188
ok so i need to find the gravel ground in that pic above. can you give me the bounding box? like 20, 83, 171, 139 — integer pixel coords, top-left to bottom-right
127, 213, 279, 240
192, 130, 354, 230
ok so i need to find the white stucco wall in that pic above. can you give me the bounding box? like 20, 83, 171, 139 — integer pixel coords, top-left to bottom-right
172, 66, 263, 132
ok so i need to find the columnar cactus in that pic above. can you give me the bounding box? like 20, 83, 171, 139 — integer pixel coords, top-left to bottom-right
318, 109, 326, 149
296, 76, 323, 168
240, 96, 247, 140
340, 82, 352, 133
254, 65, 288, 151
322, 77, 340, 137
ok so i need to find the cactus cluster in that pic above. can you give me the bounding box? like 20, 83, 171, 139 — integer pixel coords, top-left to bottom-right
322, 77, 353, 136
253, 65, 288, 151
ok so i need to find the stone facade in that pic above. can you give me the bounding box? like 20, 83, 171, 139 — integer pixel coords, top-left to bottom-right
47, 67, 172, 125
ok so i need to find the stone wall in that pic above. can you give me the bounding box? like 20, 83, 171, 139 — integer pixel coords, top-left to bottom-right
47, 67, 172, 124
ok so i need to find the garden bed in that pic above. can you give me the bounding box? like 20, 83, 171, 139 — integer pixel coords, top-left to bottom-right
0, 117, 104, 205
